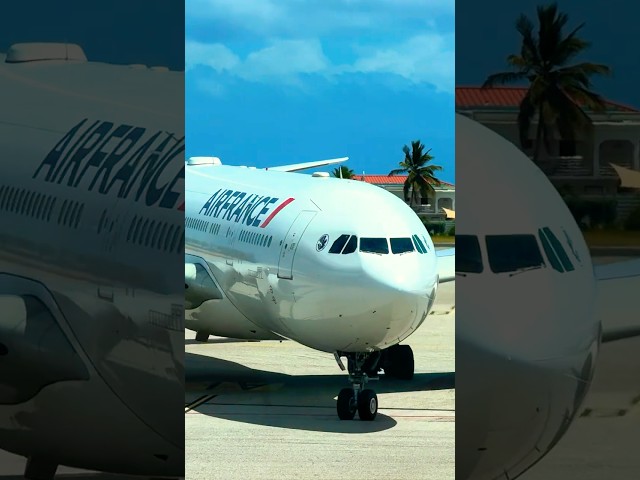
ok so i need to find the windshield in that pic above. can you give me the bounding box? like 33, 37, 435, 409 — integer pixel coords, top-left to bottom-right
456, 235, 483, 273
486, 234, 544, 274
390, 237, 414, 254
360, 237, 389, 254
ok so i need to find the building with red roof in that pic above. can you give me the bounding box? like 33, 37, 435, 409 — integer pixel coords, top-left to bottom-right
456, 86, 640, 219
353, 174, 455, 220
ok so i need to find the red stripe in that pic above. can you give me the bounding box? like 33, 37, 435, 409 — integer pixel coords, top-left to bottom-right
260, 197, 295, 228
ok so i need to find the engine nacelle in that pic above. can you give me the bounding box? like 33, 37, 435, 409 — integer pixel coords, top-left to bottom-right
184, 255, 281, 341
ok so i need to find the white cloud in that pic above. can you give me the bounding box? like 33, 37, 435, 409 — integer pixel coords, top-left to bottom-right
185, 40, 239, 72
186, 34, 454, 93
186, 38, 330, 88
349, 34, 454, 93
238, 39, 329, 79
185, 0, 454, 93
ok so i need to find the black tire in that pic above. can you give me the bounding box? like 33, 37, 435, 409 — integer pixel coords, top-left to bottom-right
357, 389, 378, 421
337, 388, 356, 420
384, 344, 414, 380
195, 331, 210, 342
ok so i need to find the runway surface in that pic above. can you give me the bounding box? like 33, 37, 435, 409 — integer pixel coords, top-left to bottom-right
521, 255, 640, 479
185, 282, 455, 480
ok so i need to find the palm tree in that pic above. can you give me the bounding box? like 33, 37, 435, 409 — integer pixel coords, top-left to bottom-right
482, 3, 610, 164
389, 140, 443, 208
331, 165, 355, 179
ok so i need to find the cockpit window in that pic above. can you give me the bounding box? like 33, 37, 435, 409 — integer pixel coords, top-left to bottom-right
485, 234, 545, 274
456, 235, 483, 273
390, 238, 414, 254
541, 227, 575, 272
342, 235, 357, 254
412, 234, 426, 254
562, 228, 582, 264
360, 237, 389, 254
538, 229, 564, 272
422, 235, 431, 252
329, 234, 350, 253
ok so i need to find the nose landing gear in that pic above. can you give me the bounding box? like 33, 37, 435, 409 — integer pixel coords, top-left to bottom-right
334, 351, 380, 421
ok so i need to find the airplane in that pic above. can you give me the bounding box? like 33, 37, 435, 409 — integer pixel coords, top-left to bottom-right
0, 42, 184, 479
455, 113, 640, 480
184, 155, 456, 421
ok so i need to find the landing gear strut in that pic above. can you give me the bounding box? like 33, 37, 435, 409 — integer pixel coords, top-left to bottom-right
335, 351, 380, 421
334, 345, 415, 420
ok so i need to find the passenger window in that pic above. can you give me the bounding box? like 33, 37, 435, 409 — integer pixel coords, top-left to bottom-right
46, 197, 56, 221
329, 234, 350, 253
127, 216, 138, 241
165, 225, 175, 250
151, 221, 161, 247
360, 237, 389, 254
342, 235, 357, 254
538, 229, 564, 272
485, 235, 544, 274
542, 227, 574, 272
157, 222, 167, 249
74, 204, 84, 228
146, 221, 156, 246
456, 235, 483, 273
390, 238, 414, 254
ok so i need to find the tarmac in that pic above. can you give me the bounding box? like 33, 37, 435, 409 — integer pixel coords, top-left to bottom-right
185, 281, 455, 480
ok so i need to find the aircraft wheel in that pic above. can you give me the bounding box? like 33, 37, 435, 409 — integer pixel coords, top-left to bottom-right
384, 344, 414, 380
357, 389, 378, 421
195, 331, 210, 342
337, 388, 357, 420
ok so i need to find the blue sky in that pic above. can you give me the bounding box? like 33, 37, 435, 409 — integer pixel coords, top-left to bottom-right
456, 0, 640, 109
185, 0, 455, 184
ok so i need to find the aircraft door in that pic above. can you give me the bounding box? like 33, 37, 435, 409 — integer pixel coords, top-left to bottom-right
277, 210, 316, 279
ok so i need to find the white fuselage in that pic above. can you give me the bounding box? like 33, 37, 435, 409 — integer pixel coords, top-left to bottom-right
0, 50, 184, 476
185, 165, 439, 353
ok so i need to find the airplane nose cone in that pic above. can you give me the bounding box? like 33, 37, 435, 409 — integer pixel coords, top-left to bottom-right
362, 252, 436, 296
357, 253, 437, 345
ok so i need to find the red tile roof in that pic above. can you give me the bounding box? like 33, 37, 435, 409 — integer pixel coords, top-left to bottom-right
456, 86, 639, 113
354, 174, 454, 188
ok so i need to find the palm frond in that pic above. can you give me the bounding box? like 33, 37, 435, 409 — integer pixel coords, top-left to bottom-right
483, 71, 528, 88
551, 23, 587, 65
515, 13, 539, 65
556, 63, 611, 87
564, 85, 607, 113
506, 54, 530, 70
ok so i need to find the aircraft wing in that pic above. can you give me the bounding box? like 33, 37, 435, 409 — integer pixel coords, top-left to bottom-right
436, 247, 455, 283
610, 163, 640, 188
266, 157, 349, 172
594, 258, 640, 282
594, 258, 640, 343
